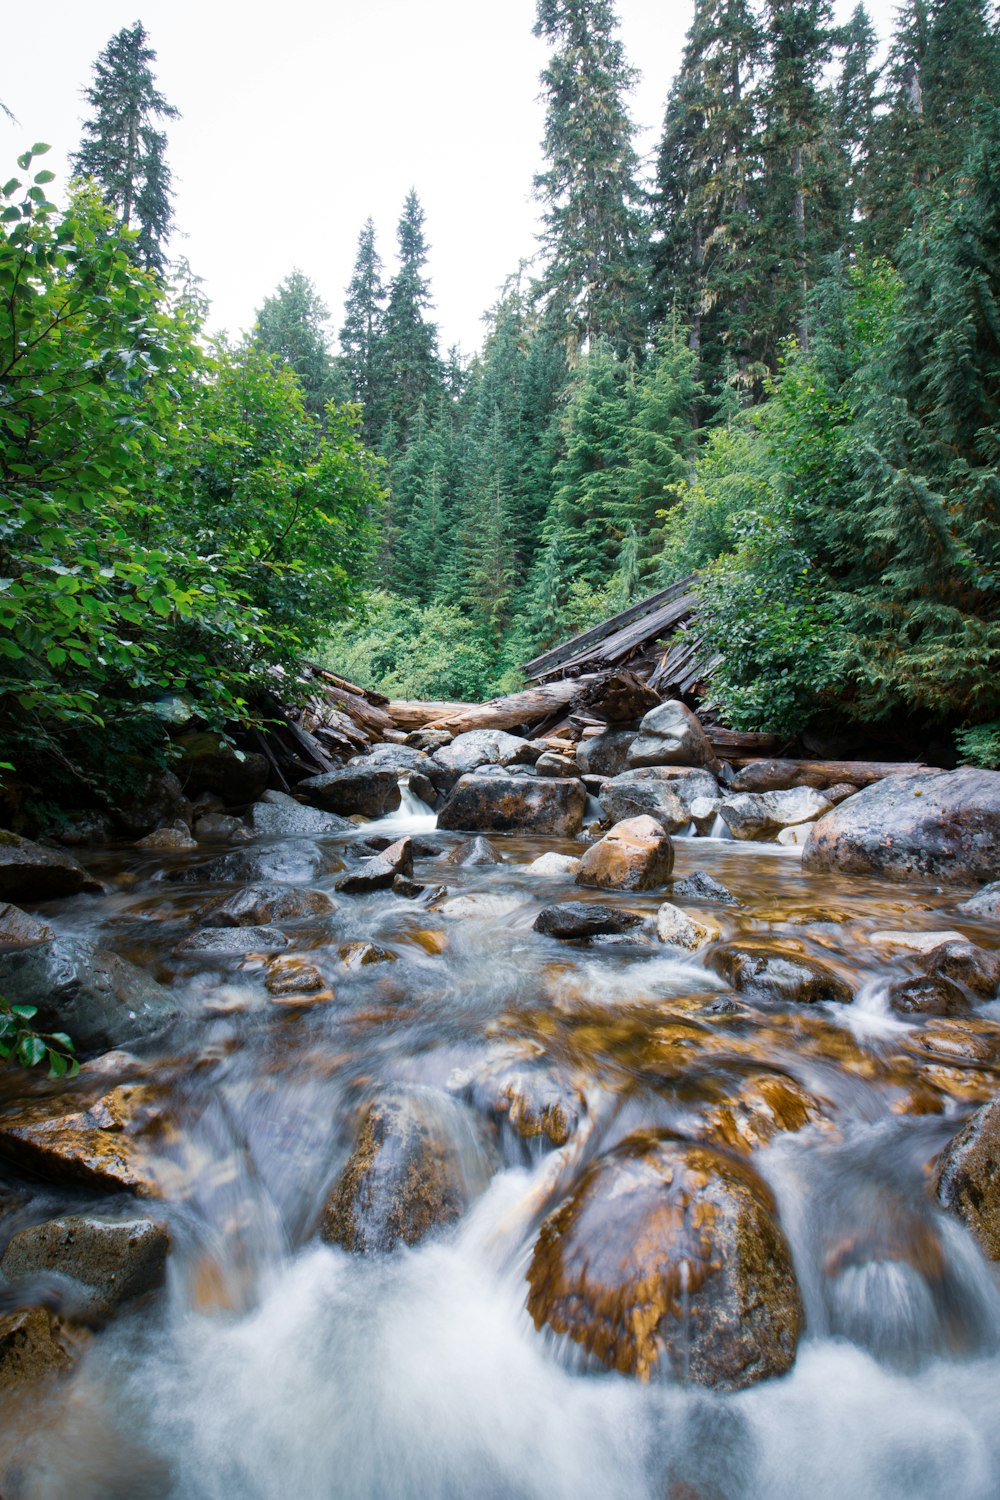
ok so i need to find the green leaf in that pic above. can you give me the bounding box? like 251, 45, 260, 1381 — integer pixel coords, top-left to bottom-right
30, 143, 51, 157
17, 1034, 47, 1068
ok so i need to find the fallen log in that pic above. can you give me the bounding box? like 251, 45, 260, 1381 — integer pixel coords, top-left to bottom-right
569, 669, 659, 725
386, 699, 481, 732
389, 677, 599, 736
726, 757, 936, 789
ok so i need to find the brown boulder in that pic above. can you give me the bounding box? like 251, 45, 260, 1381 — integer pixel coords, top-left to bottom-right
576, 815, 674, 892
0, 1083, 167, 1195
887, 975, 970, 1018
708, 941, 854, 1005
438, 773, 587, 836
935, 1094, 1000, 1259
526, 1133, 802, 1387
0, 1307, 74, 1393
923, 941, 1000, 1000
0, 1215, 169, 1322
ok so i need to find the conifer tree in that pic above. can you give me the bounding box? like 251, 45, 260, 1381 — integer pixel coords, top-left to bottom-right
533, 0, 646, 355
255, 270, 343, 416
835, 4, 880, 237
382, 190, 442, 450
621, 325, 702, 562
72, 22, 179, 274
339, 218, 389, 444
386, 407, 457, 603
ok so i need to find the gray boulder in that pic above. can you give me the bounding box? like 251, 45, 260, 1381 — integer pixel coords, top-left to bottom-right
627, 701, 719, 771
298, 767, 401, 819
600, 767, 720, 834
718, 787, 832, 842
336, 838, 414, 893
575, 727, 638, 778
533, 903, 644, 940
957, 881, 1000, 921
430, 730, 536, 788
168, 840, 333, 886
0, 938, 180, 1053
179, 926, 289, 955
248, 790, 352, 837
199, 883, 334, 927
0, 834, 101, 903
438, 774, 587, 836
1, 1215, 169, 1322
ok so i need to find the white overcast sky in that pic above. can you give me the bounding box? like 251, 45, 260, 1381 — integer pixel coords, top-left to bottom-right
3, 0, 898, 357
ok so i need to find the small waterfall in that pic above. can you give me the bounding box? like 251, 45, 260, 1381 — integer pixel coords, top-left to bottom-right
361, 774, 438, 836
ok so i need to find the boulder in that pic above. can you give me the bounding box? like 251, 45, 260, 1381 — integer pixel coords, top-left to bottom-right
655, 902, 720, 951
956, 881, 1000, 921
708, 942, 854, 1005
117, 768, 192, 839
534, 751, 578, 778
0, 1307, 73, 1392
923, 940, 1000, 999
826, 783, 860, 805
264, 956, 329, 998
0, 903, 53, 947
0, 1215, 169, 1322
802, 768, 1000, 886
526, 1133, 802, 1387
730, 760, 828, 793
575, 727, 637, 779
445, 836, 503, 867
199, 884, 334, 928
320, 1088, 488, 1253
168, 840, 331, 886
0, 834, 101, 903
527, 852, 581, 877
438, 774, 588, 837
405, 728, 452, 753
348, 744, 432, 776
297, 767, 401, 819
192, 812, 252, 844
576, 816, 674, 892
698, 1072, 823, 1154
454, 1051, 586, 1149
887, 975, 970, 1018
532, 902, 644, 940
431, 730, 535, 784
0, 939, 179, 1054
599, 768, 720, 834
0, 1083, 166, 1195
178, 926, 289, 955
336, 838, 413, 893
174, 733, 269, 806
135, 825, 197, 851
627, 701, 719, 771
248, 791, 352, 837
718, 787, 832, 842
935, 1095, 1000, 1259
672, 872, 741, 907
408, 771, 438, 806
338, 941, 397, 968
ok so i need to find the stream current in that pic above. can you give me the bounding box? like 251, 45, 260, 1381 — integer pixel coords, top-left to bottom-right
2, 785, 1000, 1499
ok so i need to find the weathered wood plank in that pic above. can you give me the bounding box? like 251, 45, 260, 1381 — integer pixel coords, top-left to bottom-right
522, 576, 695, 679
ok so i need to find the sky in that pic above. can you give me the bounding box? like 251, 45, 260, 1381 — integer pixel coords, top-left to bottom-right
2, 0, 899, 358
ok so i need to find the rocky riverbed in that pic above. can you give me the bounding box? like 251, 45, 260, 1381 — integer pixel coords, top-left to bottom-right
1, 702, 999, 1499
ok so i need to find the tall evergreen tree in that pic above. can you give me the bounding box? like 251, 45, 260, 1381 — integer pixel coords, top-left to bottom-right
834, 4, 880, 237
386, 407, 458, 603
72, 22, 179, 274
621, 325, 702, 562
255, 270, 343, 416
339, 218, 389, 444
533, 0, 646, 356
381, 191, 442, 451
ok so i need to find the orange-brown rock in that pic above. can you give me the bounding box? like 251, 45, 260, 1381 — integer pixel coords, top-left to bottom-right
456, 1051, 586, 1148
698, 1072, 824, 1153
0, 1307, 75, 1393
264, 955, 328, 996
708, 941, 854, 1005
576, 816, 674, 892
339, 941, 397, 969
0, 1083, 168, 1195
935, 1093, 1000, 1259
526, 1133, 802, 1387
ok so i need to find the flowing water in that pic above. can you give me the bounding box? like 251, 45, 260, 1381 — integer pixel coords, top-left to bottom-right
2, 789, 1000, 1500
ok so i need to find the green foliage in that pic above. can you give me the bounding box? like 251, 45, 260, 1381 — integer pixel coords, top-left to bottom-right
320, 591, 496, 702
0, 997, 78, 1079
255, 269, 346, 415
956, 721, 1000, 770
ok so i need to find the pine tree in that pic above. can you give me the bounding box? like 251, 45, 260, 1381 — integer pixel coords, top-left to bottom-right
381, 191, 442, 450
653, 0, 766, 395
834, 4, 880, 238
533, 0, 646, 356
621, 324, 702, 564
339, 217, 389, 444
255, 270, 343, 416
386, 407, 458, 603
72, 22, 179, 274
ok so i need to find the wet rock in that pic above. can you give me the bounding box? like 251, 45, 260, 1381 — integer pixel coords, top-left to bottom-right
535, 752, 578, 778
527, 852, 581, 877
348, 744, 431, 776
600, 768, 720, 834
0, 903, 53, 947
0, 1083, 166, 1195
408, 771, 438, 806
0, 1306, 73, 1392
248, 790, 352, 837
575, 727, 638, 778
179, 925, 288, 955
803, 768, 1000, 886
168, 840, 331, 886
135, 825, 198, 851
264, 955, 329, 996
438, 774, 588, 836
445, 836, 503, 867
688, 796, 721, 835
392, 876, 426, 898
956, 881, 1000, 921
338, 941, 396, 969
699, 1072, 823, 1153
627, 701, 720, 772
0, 1215, 169, 1322
729, 760, 828, 793
192, 812, 253, 843
174, 733, 269, 806
935, 1094, 1000, 1259
576, 815, 674, 892
869, 928, 966, 956
364, 835, 440, 857
432, 892, 520, 921
454, 1052, 585, 1148
56, 811, 115, 847
320, 1088, 486, 1252
533, 902, 644, 940
526, 1133, 802, 1387
431, 729, 536, 783
0, 833, 101, 903
0, 938, 179, 1053
708, 942, 854, 1005
923, 940, 1000, 999
672, 872, 741, 907
298, 767, 401, 819
117, 768, 192, 839
718, 787, 832, 842
887, 975, 970, 1018
199, 883, 334, 928
656, 902, 719, 951
336, 837, 413, 893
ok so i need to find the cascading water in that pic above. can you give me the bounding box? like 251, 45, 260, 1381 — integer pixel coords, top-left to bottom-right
2, 799, 1000, 1500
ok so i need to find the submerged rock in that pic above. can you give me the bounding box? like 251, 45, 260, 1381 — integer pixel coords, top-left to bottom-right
264, 955, 329, 996
453, 1051, 585, 1149
0, 1307, 74, 1393
438, 774, 587, 836
576, 815, 674, 892
0, 1215, 169, 1322
627, 701, 719, 772
0, 903, 54, 947
199, 883, 334, 928
0, 938, 179, 1053
887, 975, 970, 1018
526, 1133, 802, 1387
169, 840, 332, 886
935, 1094, 1000, 1259
698, 1072, 823, 1154
338, 941, 396, 969
803, 768, 1000, 886
708, 942, 854, 1005
320, 1088, 488, 1253
0, 833, 101, 903
533, 902, 644, 940
298, 766, 401, 819
178, 925, 289, 955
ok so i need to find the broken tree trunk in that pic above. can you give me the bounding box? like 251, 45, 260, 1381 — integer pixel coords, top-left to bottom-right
569, 670, 660, 725
726, 757, 936, 788
388, 677, 599, 736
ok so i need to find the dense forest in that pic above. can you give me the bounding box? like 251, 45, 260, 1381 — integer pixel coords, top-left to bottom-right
2, 0, 999, 824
